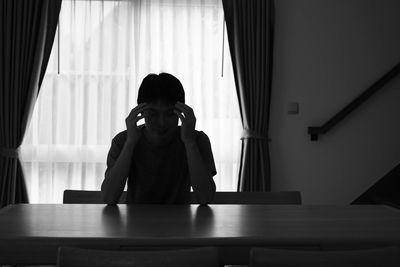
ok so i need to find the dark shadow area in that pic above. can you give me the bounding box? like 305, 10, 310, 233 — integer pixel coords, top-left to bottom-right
352, 163, 400, 209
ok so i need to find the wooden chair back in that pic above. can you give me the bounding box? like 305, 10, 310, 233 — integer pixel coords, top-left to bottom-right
249, 247, 400, 267
63, 190, 301, 205
57, 246, 219, 267
192, 191, 301, 205
63, 190, 126, 204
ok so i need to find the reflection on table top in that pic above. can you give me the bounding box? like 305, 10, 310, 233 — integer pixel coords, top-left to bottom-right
1, 204, 400, 246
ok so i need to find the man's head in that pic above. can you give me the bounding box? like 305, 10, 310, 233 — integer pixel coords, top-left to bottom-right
137, 73, 185, 105
137, 73, 185, 145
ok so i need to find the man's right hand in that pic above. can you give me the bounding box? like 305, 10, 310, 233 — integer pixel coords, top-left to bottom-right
125, 103, 148, 144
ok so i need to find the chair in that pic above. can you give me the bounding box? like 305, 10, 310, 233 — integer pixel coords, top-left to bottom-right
249, 247, 400, 267
63, 190, 127, 204
57, 246, 219, 267
190, 191, 302, 205
63, 189, 302, 205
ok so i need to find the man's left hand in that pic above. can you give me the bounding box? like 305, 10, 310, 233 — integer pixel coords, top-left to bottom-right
174, 102, 197, 144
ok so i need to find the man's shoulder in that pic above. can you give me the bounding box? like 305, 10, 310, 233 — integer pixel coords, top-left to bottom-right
195, 129, 208, 137
113, 130, 128, 144
194, 130, 210, 144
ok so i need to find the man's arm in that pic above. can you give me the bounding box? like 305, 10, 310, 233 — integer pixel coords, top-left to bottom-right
184, 137, 216, 205
174, 102, 216, 204
101, 104, 148, 204
101, 139, 136, 204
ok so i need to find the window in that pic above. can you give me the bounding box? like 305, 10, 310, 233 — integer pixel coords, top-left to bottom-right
21, 0, 241, 203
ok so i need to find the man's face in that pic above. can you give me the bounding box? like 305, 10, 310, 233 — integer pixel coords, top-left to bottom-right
143, 99, 179, 145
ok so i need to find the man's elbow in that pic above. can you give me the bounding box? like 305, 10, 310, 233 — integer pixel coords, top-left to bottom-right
198, 195, 214, 205
101, 185, 119, 205
102, 195, 119, 205
197, 185, 216, 205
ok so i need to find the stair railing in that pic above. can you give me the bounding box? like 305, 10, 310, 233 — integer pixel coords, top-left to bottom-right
308, 61, 400, 141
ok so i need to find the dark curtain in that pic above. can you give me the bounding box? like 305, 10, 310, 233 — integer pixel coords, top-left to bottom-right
0, 0, 62, 208
222, 0, 274, 191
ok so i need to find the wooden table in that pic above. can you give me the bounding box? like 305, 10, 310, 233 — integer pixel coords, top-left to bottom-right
0, 204, 399, 265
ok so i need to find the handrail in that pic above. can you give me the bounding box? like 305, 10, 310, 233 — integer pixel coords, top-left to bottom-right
308, 61, 400, 141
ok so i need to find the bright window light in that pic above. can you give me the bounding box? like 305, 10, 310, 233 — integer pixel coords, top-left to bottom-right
21, 0, 241, 203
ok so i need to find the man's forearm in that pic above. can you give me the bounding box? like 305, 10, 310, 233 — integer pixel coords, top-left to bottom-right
184, 141, 216, 205
101, 140, 136, 204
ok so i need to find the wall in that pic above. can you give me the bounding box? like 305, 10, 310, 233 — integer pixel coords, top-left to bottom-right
269, 0, 400, 204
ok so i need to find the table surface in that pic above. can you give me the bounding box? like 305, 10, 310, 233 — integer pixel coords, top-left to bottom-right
1, 204, 400, 264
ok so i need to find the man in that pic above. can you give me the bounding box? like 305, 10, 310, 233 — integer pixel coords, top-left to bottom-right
101, 73, 216, 205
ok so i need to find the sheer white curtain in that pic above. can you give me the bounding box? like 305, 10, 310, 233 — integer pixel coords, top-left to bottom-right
21, 0, 241, 203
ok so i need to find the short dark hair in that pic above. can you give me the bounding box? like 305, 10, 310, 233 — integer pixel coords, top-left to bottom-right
137, 73, 185, 104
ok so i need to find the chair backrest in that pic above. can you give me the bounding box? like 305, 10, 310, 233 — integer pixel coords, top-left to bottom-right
57, 246, 219, 267
249, 247, 400, 267
191, 191, 302, 205
63, 190, 127, 204
63, 190, 301, 205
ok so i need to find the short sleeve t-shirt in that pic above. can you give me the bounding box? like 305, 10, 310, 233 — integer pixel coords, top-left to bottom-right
105, 126, 217, 204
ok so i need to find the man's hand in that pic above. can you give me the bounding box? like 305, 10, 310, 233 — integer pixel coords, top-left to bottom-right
125, 103, 148, 144
174, 102, 196, 144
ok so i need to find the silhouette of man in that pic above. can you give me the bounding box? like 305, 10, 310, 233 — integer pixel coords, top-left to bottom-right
101, 73, 216, 205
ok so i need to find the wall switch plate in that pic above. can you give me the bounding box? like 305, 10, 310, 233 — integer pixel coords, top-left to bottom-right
287, 102, 299, 114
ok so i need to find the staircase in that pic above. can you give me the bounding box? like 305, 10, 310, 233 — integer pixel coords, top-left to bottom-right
352, 163, 400, 209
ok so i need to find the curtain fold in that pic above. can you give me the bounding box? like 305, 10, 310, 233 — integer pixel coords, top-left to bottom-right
0, 0, 62, 208
223, 0, 274, 191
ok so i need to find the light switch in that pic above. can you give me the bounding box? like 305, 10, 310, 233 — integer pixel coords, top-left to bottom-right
287, 102, 299, 115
